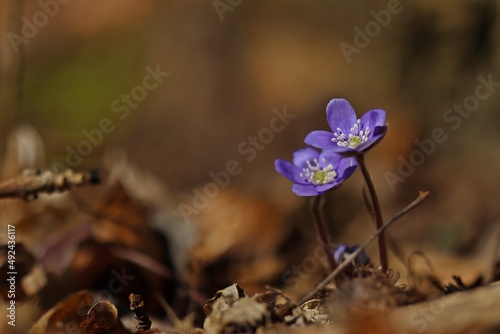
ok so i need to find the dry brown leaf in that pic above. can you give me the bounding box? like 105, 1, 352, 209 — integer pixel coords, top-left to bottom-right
29, 290, 94, 334
190, 189, 289, 294
203, 284, 318, 333
80, 300, 124, 334
90, 182, 148, 248
204, 284, 247, 317
29, 290, 126, 334
203, 284, 256, 333
221, 298, 268, 326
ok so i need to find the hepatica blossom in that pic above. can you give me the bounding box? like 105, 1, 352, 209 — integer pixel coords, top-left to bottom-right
305, 98, 387, 156
275, 147, 357, 196
334, 244, 371, 266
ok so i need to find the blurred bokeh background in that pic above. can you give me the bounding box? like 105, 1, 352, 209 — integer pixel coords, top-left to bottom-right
1, 0, 500, 331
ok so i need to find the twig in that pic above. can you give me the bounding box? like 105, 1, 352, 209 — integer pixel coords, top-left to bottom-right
311, 195, 337, 272
129, 294, 152, 332
0, 168, 100, 200
298, 191, 430, 305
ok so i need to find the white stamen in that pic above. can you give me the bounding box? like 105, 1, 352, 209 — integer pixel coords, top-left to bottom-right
301, 158, 337, 185
330, 118, 371, 149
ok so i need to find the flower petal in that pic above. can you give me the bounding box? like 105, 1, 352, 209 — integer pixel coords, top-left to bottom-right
372, 123, 388, 137
322, 145, 359, 156
354, 108, 387, 152
336, 157, 358, 180
334, 244, 348, 264
360, 108, 386, 134
334, 244, 370, 265
292, 147, 319, 168
304, 130, 335, 149
326, 99, 358, 134
314, 183, 338, 193
292, 184, 319, 196
356, 132, 385, 152
318, 150, 343, 167
275, 159, 302, 183
372, 109, 387, 128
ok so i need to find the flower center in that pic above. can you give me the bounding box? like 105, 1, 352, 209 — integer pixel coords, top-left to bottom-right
331, 119, 370, 149
299, 158, 337, 185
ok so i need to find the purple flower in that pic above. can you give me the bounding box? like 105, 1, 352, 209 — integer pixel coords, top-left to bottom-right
305, 98, 387, 156
275, 147, 357, 196
334, 244, 371, 266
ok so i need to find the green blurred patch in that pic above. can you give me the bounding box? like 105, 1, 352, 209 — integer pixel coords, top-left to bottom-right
429, 221, 463, 252
22, 38, 145, 140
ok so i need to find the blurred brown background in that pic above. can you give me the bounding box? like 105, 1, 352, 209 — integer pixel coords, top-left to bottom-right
1, 0, 500, 318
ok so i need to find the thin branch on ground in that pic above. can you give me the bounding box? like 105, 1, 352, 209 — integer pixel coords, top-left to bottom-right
0, 168, 100, 200
298, 191, 430, 305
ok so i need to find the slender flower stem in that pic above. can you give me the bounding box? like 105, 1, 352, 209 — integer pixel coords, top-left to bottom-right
311, 195, 337, 272
299, 191, 430, 305
355, 154, 388, 271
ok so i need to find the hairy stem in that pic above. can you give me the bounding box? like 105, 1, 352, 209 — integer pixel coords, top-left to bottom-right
311, 195, 337, 272
356, 154, 388, 271
299, 191, 429, 304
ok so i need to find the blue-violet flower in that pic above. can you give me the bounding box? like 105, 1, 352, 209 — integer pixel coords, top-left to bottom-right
334, 244, 371, 266
275, 147, 357, 196
305, 98, 387, 156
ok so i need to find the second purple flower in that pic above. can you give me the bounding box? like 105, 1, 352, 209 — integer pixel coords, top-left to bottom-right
275, 147, 357, 196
